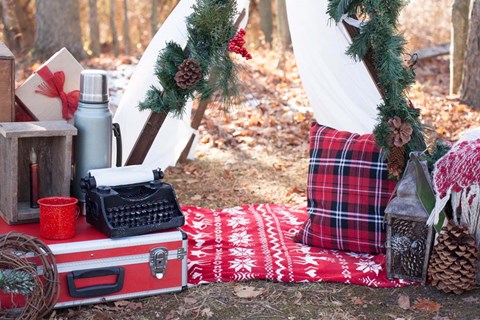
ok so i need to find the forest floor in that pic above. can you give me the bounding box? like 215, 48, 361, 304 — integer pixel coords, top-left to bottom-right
42, 45, 480, 320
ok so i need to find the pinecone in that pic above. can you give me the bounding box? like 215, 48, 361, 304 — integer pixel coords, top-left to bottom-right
393, 218, 415, 238
428, 224, 478, 294
401, 239, 426, 278
391, 235, 412, 254
387, 145, 405, 178
388, 116, 413, 147
174, 58, 202, 89
402, 250, 424, 277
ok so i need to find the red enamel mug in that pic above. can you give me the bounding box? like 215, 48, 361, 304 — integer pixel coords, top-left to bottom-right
38, 197, 80, 240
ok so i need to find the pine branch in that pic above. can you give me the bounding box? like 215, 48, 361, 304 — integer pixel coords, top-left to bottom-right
327, 0, 425, 165
0, 269, 35, 295
139, 0, 241, 116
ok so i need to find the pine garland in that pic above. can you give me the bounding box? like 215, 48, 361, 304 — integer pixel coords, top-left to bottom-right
139, 0, 241, 116
327, 0, 426, 170
0, 269, 35, 295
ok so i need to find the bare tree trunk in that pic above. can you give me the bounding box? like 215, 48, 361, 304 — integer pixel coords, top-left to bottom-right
13, 0, 34, 50
34, 0, 86, 60
259, 0, 273, 45
88, 0, 101, 56
460, 0, 480, 108
0, 0, 23, 53
151, 0, 158, 37
450, 0, 470, 95
276, 0, 291, 51
122, 0, 130, 55
110, 0, 119, 56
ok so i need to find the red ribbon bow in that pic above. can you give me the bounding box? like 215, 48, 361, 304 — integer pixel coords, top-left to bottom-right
34, 66, 80, 120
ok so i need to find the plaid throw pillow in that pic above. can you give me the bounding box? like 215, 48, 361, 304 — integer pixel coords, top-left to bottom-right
295, 123, 396, 253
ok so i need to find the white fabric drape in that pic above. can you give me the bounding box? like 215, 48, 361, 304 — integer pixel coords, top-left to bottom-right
113, 0, 196, 169
286, 0, 382, 134
113, 0, 250, 168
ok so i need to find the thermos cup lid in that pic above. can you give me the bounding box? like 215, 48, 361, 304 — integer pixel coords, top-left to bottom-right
79, 70, 108, 103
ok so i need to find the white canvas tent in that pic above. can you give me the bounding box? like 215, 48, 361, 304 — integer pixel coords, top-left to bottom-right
113, 0, 381, 168
112, 0, 250, 168
286, 0, 381, 134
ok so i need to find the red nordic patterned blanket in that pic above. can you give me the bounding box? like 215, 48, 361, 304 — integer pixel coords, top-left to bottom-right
182, 204, 410, 288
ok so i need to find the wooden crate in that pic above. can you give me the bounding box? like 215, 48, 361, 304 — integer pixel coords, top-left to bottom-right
0, 43, 14, 122
0, 121, 77, 224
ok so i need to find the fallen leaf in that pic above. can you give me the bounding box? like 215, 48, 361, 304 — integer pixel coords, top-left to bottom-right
286, 186, 304, 197
397, 294, 410, 310
201, 307, 214, 318
125, 302, 141, 310
295, 112, 306, 122
331, 300, 343, 306
462, 296, 479, 304
455, 104, 468, 113
48, 310, 57, 319
165, 309, 176, 320
177, 306, 187, 316
66, 309, 78, 318
184, 297, 198, 305
92, 309, 111, 320
233, 285, 265, 298
191, 194, 202, 201
353, 297, 364, 305
413, 298, 442, 313
273, 162, 285, 170
294, 291, 302, 305
114, 300, 130, 307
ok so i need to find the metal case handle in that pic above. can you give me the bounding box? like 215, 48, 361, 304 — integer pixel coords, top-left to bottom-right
67, 266, 125, 298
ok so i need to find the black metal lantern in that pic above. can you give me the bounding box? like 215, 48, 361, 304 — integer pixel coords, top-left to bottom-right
385, 153, 435, 285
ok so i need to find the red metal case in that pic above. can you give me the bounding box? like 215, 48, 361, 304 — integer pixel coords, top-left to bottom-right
0, 217, 188, 309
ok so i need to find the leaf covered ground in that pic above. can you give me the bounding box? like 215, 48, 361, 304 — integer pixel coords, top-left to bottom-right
33, 1, 479, 318
46, 46, 480, 320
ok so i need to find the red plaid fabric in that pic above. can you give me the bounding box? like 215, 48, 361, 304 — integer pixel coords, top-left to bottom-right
295, 123, 396, 253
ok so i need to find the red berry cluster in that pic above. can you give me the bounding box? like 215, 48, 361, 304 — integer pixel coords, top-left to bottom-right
228, 29, 252, 60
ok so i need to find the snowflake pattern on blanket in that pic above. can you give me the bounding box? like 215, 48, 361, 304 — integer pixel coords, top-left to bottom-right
182, 204, 410, 288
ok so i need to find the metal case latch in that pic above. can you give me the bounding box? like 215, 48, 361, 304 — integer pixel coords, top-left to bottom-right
149, 247, 168, 279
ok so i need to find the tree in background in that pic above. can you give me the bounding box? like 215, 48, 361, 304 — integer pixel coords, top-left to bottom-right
109, 0, 119, 56
88, 0, 101, 56
151, 0, 159, 37
122, 0, 131, 55
0, 0, 23, 53
10, 0, 34, 52
34, 0, 86, 60
276, 0, 291, 52
460, 0, 480, 108
259, 0, 273, 45
450, 0, 469, 95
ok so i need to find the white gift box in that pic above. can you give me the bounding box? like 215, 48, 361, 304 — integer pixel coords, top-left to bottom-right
15, 48, 84, 121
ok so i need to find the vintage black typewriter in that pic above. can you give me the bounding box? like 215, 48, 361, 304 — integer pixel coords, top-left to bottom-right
80, 166, 184, 238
